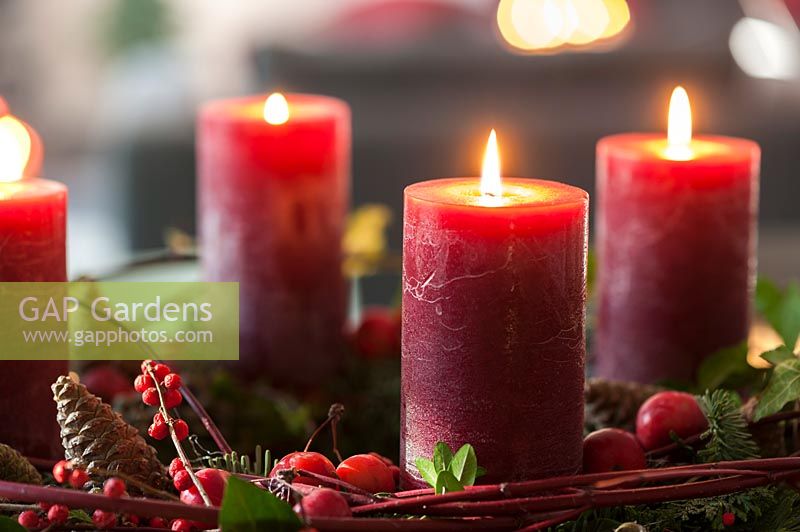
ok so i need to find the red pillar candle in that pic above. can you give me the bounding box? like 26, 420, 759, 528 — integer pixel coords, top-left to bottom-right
198, 93, 350, 384
401, 131, 588, 486
0, 111, 68, 458
595, 87, 760, 383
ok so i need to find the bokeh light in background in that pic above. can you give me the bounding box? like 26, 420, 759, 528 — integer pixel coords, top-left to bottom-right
496, 0, 630, 53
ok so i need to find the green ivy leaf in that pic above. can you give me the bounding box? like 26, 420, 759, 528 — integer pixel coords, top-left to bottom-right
758, 279, 800, 350
762, 346, 796, 366
696, 342, 760, 391
433, 441, 454, 473
449, 444, 478, 486
434, 469, 463, 495
414, 457, 437, 487
755, 357, 800, 421
219, 476, 302, 532
0, 516, 25, 532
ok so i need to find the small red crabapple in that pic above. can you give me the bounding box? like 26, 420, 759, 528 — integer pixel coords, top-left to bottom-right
47, 504, 69, 525
173, 469, 192, 491
179, 468, 229, 506
92, 509, 117, 529
171, 518, 196, 531
149, 517, 169, 528
293, 488, 352, 518
164, 373, 182, 390
269, 452, 337, 485
722, 512, 735, 527
134, 374, 154, 393
582, 428, 647, 473
336, 454, 395, 493
168, 458, 185, 478
152, 363, 172, 380
173, 419, 189, 441
142, 388, 160, 406
17, 510, 39, 529
52, 459, 71, 483
163, 389, 183, 409
68, 468, 89, 489
636, 391, 708, 450
103, 477, 127, 498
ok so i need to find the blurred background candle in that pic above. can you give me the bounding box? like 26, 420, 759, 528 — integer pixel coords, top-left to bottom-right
401, 131, 588, 486
198, 92, 350, 385
0, 106, 67, 458
595, 87, 760, 384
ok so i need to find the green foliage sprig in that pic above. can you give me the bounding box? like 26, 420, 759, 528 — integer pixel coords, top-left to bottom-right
697, 390, 759, 463
415, 442, 485, 494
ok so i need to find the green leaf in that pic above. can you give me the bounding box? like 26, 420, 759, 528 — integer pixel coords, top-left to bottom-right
475, 466, 487, 478
758, 279, 800, 350
762, 346, 796, 366
219, 476, 302, 532
449, 444, 478, 486
433, 441, 453, 473
755, 357, 800, 421
696, 342, 760, 391
414, 457, 437, 488
0, 516, 25, 532
68, 510, 93, 524
434, 469, 463, 495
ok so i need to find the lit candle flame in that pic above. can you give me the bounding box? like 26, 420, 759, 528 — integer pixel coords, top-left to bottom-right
263, 92, 290, 125
665, 86, 693, 160
481, 129, 502, 198
0, 115, 31, 183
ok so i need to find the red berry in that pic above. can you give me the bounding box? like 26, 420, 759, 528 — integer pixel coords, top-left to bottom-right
103, 477, 127, 498
722, 512, 736, 526
124, 514, 140, 526
18, 510, 39, 529
142, 387, 160, 406
163, 389, 183, 409
354, 307, 401, 359
149, 517, 169, 528
69, 468, 89, 489
171, 518, 196, 531
179, 468, 230, 506
47, 504, 69, 525
37, 502, 51, 511
134, 374, 154, 393
367, 452, 394, 466
141, 359, 156, 373
583, 428, 647, 473
173, 469, 193, 491
92, 509, 117, 529
636, 391, 708, 450
173, 419, 189, 441
52, 459, 71, 483
164, 373, 183, 390
269, 452, 338, 486
148, 421, 169, 440
293, 488, 352, 518
81, 364, 132, 402
153, 363, 172, 380
168, 458, 186, 478
336, 454, 395, 493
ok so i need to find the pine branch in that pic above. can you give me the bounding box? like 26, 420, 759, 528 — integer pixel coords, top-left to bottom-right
697, 390, 760, 463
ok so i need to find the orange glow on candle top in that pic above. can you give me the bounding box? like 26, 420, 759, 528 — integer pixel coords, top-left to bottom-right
263, 92, 290, 125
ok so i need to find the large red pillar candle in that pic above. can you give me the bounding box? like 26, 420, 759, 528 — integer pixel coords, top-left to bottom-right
595, 87, 760, 383
198, 93, 350, 384
401, 132, 588, 486
0, 110, 68, 458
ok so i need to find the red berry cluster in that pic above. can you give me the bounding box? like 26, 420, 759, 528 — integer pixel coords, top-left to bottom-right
135, 360, 189, 442
52, 460, 89, 489
349, 307, 401, 360
17, 504, 70, 530
582, 391, 709, 474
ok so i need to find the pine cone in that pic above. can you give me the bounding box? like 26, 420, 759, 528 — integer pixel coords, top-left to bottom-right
585, 378, 663, 432
52, 375, 169, 490
0, 443, 42, 485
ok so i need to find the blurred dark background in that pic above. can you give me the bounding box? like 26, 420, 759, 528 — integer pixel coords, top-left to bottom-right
0, 0, 797, 289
